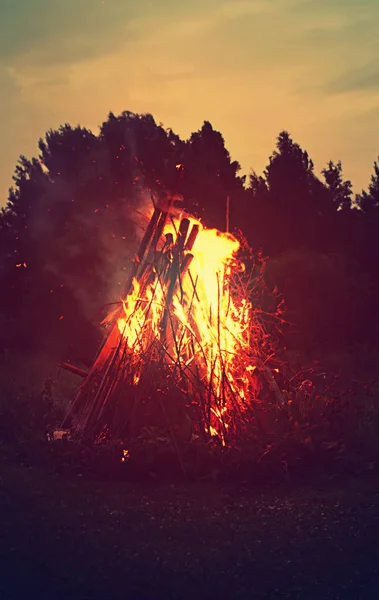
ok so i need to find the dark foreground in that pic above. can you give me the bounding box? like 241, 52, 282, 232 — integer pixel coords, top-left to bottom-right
1, 457, 379, 600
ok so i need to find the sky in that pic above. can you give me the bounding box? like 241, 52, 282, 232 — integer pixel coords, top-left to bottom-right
1, 0, 379, 205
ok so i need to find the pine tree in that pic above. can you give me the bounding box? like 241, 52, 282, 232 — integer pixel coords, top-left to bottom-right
322, 161, 352, 212
357, 159, 379, 214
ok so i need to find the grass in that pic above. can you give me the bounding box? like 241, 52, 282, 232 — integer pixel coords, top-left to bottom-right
1, 350, 379, 598
1, 448, 379, 599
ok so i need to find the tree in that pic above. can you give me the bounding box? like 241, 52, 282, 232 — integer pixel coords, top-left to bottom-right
355, 159, 379, 283
0, 115, 244, 366
180, 121, 244, 230
0, 124, 128, 364
322, 161, 352, 212
357, 159, 379, 214
244, 131, 325, 254
0, 150, 100, 360
100, 111, 185, 198
265, 131, 315, 201
1, 114, 378, 385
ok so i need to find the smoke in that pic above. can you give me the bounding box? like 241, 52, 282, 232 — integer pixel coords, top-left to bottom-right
10, 120, 169, 375
95, 188, 155, 307
26, 161, 155, 325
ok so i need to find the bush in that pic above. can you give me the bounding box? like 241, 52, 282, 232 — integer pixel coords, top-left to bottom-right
0, 377, 58, 444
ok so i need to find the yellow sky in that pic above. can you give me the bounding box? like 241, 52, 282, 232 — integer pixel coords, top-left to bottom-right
1, 0, 379, 205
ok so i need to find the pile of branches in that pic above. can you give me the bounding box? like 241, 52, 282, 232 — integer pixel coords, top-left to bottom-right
62, 196, 283, 454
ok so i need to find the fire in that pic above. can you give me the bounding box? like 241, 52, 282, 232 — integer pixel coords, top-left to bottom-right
115, 211, 252, 443
64, 197, 272, 447
121, 449, 130, 462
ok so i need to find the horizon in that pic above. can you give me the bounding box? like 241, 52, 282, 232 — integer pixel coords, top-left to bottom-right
1, 0, 379, 205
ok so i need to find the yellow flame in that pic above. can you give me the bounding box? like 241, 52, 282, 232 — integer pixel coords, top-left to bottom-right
121, 449, 130, 462
115, 212, 253, 442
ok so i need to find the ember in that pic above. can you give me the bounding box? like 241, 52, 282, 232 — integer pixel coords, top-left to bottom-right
63, 194, 279, 447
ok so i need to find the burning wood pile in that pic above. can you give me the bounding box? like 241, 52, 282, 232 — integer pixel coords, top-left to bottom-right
63, 195, 280, 447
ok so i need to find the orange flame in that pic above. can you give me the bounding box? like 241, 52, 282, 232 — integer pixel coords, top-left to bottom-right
115, 212, 253, 443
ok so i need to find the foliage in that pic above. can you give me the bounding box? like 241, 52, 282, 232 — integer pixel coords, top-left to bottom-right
13, 373, 379, 483
1, 111, 379, 479
0, 377, 57, 444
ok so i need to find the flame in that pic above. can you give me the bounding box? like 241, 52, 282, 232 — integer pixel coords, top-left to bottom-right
115, 211, 253, 442
65, 198, 273, 446
121, 449, 130, 462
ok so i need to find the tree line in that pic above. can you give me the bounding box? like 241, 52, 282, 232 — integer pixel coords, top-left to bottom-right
1, 111, 378, 378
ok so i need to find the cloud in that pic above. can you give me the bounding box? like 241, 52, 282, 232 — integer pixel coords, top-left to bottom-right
325, 61, 379, 94
295, 0, 378, 11
0, 0, 137, 67
1, 0, 379, 205
0, 0, 238, 69
0, 0, 210, 68
219, 0, 272, 19
126, 0, 272, 44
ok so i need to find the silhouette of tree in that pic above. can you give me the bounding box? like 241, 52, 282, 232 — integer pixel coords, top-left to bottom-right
100, 111, 185, 198
241, 132, 379, 363
181, 121, 244, 230
248, 171, 268, 199
1, 114, 378, 383
244, 132, 327, 254
0, 147, 100, 360
39, 125, 99, 183
266, 131, 315, 199
322, 161, 352, 212
354, 159, 379, 327
357, 159, 379, 214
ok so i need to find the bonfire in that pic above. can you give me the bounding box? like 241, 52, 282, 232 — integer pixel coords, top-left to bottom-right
62, 192, 282, 449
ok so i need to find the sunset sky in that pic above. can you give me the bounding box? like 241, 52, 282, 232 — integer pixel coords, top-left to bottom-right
1, 0, 379, 205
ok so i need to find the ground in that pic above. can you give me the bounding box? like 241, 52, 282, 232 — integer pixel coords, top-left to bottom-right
1, 455, 379, 600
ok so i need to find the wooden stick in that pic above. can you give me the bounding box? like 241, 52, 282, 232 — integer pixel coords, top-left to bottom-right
58, 363, 88, 378
122, 207, 162, 297
185, 224, 199, 251
177, 218, 190, 252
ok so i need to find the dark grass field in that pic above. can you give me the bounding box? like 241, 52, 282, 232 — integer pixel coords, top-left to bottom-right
1, 453, 379, 600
